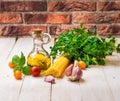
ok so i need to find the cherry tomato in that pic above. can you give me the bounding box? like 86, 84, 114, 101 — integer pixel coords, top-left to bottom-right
14, 70, 22, 80
8, 61, 17, 69
78, 61, 86, 69
30, 66, 41, 77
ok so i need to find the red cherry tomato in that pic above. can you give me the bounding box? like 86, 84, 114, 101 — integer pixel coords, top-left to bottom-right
30, 66, 41, 77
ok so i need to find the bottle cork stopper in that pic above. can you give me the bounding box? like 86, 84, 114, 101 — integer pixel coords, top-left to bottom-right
33, 29, 42, 34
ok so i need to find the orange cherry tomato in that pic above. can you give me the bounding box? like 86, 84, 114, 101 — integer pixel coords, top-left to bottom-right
78, 61, 86, 69
14, 70, 22, 80
8, 61, 17, 69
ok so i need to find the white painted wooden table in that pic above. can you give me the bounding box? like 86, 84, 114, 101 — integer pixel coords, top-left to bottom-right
0, 37, 120, 101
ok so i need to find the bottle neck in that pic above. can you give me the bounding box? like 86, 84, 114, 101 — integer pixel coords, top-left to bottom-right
33, 37, 43, 52
32, 34, 49, 57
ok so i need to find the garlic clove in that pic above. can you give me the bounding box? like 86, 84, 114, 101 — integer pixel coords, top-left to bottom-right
64, 64, 74, 76
44, 75, 55, 84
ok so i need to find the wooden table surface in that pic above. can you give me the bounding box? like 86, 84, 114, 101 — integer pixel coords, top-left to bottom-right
0, 37, 120, 101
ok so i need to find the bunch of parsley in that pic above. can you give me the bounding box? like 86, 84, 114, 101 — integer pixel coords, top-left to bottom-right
50, 24, 120, 67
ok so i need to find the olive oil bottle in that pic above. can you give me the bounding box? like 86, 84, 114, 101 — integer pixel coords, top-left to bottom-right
27, 29, 51, 70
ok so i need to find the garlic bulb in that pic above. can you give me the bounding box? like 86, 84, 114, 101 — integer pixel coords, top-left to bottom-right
68, 60, 83, 81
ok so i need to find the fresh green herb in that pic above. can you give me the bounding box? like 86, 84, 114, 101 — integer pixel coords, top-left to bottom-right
12, 52, 25, 66
12, 52, 31, 75
117, 44, 120, 53
50, 24, 120, 67
22, 66, 31, 75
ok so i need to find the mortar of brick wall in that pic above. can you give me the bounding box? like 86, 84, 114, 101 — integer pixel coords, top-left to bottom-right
0, 0, 120, 36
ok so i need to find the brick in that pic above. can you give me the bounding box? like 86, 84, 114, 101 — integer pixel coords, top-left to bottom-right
48, 1, 96, 11
24, 13, 71, 24
46, 14, 71, 24
24, 1, 47, 11
73, 13, 120, 24
70, 0, 119, 1
98, 2, 120, 11
99, 0, 120, 1
49, 24, 95, 35
0, 25, 46, 36
98, 25, 120, 35
1, 1, 47, 12
49, 0, 120, 1
1, 1, 24, 11
24, 13, 47, 24
0, 1, 1, 12
0, 13, 22, 23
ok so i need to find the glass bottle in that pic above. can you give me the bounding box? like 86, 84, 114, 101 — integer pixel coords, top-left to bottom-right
27, 29, 51, 70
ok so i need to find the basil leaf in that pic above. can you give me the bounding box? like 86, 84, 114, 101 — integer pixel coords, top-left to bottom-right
19, 52, 25, 66
12, 55, 20, 65
13, 65, 22, 72
22, 66, 31, 75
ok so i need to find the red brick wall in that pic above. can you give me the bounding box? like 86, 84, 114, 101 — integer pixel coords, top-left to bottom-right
0, 0, 120, 36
